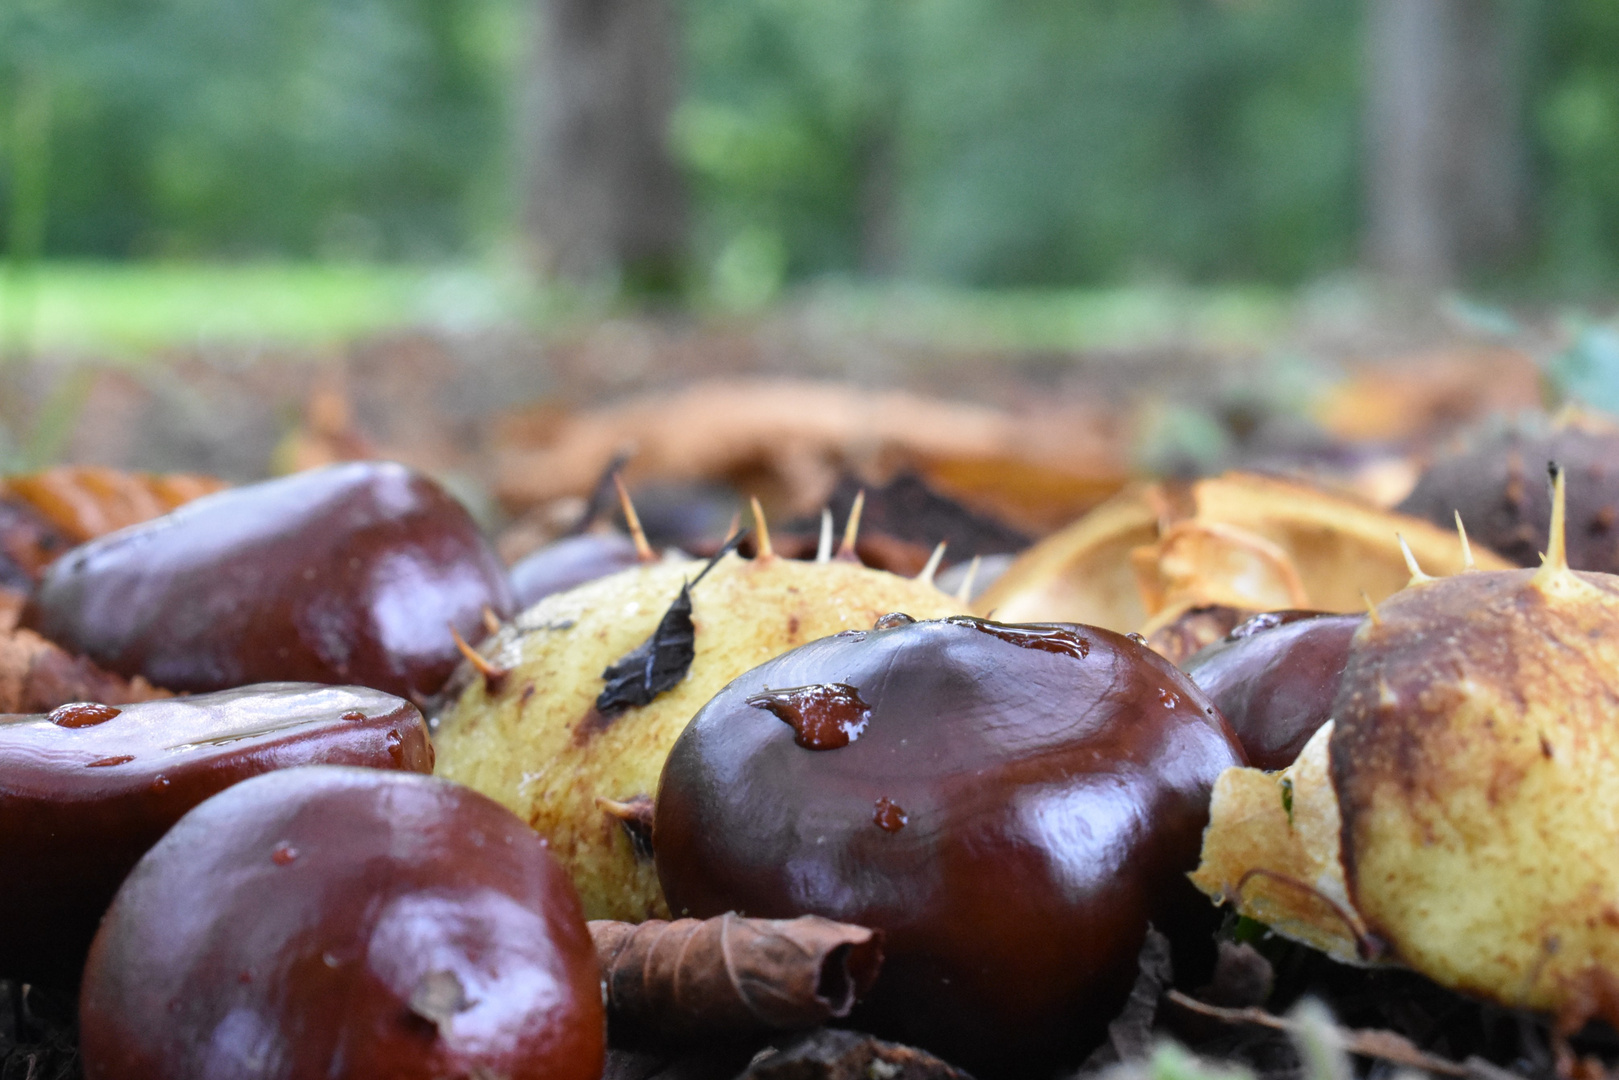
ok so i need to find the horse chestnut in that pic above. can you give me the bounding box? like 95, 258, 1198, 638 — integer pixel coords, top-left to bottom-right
508, 531, 645, 609
0, 683, 431, 983
22, 461, 513, 701
1183, 610, 1360, 770
80, 766, 604, 1080
653, 615, 1243, 1074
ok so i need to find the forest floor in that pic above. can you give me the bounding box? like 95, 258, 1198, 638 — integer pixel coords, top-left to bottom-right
0, 261, 1590, 536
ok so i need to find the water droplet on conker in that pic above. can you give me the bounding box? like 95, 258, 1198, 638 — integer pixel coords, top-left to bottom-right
49, 702, 121, 728
873, 797, 908, 832
747, 684, 871, 750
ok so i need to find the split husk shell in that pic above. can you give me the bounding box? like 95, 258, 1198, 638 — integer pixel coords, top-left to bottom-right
975, 472, 1511, 634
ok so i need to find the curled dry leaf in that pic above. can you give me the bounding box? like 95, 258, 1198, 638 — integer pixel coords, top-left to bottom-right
492, 379, 1127, 532
590, 914, 883, 1039
975, 472, 1511, 636
0, 622, 170, 714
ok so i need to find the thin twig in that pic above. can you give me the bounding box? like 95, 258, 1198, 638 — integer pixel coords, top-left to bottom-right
1165, 990, 1470, 1077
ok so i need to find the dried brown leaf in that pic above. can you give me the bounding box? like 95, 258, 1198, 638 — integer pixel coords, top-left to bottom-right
0, 625, 170, 714
591, 913, 883, 1040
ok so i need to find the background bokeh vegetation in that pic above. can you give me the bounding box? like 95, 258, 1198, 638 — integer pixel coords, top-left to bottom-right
4, 0, 1619, 290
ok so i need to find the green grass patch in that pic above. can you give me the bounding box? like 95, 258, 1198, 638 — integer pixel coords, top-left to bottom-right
0, 260, 1296, 360
0, 262, 527, 358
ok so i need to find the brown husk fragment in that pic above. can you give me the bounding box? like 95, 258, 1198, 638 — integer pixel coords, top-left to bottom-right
591, 914, 883, 1041
817, 473, 1030, 561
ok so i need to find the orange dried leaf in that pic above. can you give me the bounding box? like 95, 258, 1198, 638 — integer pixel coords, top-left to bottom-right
493, 380, 1128, 528
4, 467, 228, 546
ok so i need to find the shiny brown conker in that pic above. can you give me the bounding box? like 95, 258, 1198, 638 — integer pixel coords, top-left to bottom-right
653, 615, 1244, 1075
1182, 610, 1361, 771
80, 766, 605, 1080
508, 531, 644, 610
0, 683, 432, 983
22, 461, 513, 701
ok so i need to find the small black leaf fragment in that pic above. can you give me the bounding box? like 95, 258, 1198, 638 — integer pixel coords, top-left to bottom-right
595, 531, 747, 716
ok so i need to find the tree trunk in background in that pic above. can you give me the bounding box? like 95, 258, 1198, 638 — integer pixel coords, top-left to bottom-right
524, 0, 688, 290
1364, 0, 1526, 287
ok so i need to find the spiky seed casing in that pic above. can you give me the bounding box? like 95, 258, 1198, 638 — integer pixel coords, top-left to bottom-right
1398, 425, 1619, 573
1328, 561, 1619, 1023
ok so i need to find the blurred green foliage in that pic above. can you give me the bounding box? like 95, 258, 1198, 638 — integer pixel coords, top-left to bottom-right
0, 0, 517, 260
680, 0, 1362, 287
5, 0, 1619, 289
1537, 1, 1619, 290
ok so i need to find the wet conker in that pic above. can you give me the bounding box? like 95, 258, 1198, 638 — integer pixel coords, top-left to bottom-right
435, 544, 963, 923
508, 531, 645, 609
22, 461, 513, 700
80, 766, 605, 1080
0, 683, 431, 983
653, 615, 1243, 1075
1183, 610, 1360, 770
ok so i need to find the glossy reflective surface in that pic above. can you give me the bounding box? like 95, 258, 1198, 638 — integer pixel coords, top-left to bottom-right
80, 767, 604, 1080
655, 616, 1243, 1076
0, 683, 431, 983
1184, 611, 1361, 771
23, 462, 513, 701
508, 532, 644, 610
746, 683, 871, 750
